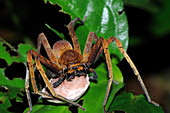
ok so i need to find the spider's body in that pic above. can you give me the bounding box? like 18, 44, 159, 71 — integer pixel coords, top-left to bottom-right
52, 40, 86, 83
25, 17, 158, 113
59, 50, 82, 65
54, 40, 83, 66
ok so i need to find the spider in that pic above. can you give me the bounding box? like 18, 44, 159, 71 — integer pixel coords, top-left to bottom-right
25, 17, 159, 113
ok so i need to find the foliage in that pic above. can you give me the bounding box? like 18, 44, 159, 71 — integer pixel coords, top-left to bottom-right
0, 40, 35, 113
108, 93, 164, 113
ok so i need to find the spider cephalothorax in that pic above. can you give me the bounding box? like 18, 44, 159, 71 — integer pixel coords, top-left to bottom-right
25, 17, 158, 113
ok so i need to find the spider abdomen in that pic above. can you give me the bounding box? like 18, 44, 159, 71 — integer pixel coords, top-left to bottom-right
59, 50, 83, 66
53, 40, 73, 59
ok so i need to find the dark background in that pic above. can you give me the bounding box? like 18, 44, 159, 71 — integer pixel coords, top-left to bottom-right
0, 0, 169, 112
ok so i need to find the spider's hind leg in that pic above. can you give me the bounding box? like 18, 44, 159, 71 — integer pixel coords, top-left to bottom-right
112, 36, 159, 106
100, 37, 114, 113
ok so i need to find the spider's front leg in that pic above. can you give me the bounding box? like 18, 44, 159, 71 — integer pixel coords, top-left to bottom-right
37, 33, 59, 65
67, 17, 86, 54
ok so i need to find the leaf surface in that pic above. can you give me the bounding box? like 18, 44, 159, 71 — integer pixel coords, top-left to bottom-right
108, 93, 164, 113
0, 41, 35, 112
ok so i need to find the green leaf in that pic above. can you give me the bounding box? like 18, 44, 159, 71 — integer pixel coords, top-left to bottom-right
24, 61, 124, 113
17, 44, 36, 63
0, 41, 13, 65
0, 41, 35, 65
45, 0, 129, 64
24, 100, 71, 113
45, 24, 65, 39
0, 96, 11, 113
0, 68, 25, 99
0, 41, 35, 99
0, 40, 35, 111
108, 93, 164, 113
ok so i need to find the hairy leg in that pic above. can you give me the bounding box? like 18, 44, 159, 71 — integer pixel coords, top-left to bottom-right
83, 32, 98, 62
67, 17, 86, 54
100, 37, 114, 113
37, 33, 59, 65
112, 36, 159, 106
85, 37, 114, 113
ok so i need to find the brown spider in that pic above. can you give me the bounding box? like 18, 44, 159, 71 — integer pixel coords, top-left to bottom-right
25, 17, 159, 113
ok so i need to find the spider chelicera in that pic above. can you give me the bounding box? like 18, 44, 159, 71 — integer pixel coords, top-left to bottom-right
25, 17, 159, 113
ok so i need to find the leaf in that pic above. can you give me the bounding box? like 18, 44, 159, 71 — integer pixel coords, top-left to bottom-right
24, 61, 124, 113
45, 24, 65, 39
0, 40, 35, 111
0, 96, 11, 113
17, 44, 36, 63
45, 0, 129, 64
0, 68, 25, 99
108, 93, 164, 113
0, 41, 35, 65
0, 42, 13, 65
24, 100, 71, 113
0, 41, 34, 99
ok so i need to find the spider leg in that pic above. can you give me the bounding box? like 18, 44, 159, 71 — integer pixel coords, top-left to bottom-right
26, 50, 86, 112
37, 33, 59, 65
67, 17, 86, 54
53, 74, 65, 88
86, 37, 102, 66
111, 36, 159, 106
29, 49, 62, 74
100, 37, 114, 113
83, 32, 98, 62
94, 37, 115, 62
25, 68, 32, 113
88, 68, 98, 80
85, 37, 113, 112
25, 68, 57, 112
